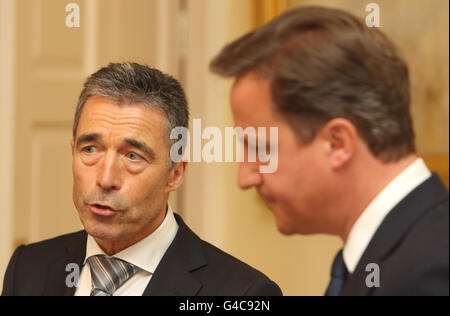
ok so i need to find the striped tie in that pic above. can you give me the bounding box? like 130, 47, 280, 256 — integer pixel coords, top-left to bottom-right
87, 255, 139, 296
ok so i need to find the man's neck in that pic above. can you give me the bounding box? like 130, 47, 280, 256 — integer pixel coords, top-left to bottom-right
340, 154, 418, 243
94, 207, 168, 256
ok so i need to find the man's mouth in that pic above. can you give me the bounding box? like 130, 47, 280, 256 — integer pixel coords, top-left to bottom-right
89, 203, 118, 217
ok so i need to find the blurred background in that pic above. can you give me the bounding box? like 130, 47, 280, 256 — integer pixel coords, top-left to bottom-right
0, 0, 448, 295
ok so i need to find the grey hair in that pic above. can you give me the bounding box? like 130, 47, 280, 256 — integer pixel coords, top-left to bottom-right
73, 62, 189, 168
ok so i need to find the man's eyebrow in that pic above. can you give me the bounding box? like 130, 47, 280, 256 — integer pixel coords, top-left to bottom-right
124, 138, 155, 160
76, 133, 102, 146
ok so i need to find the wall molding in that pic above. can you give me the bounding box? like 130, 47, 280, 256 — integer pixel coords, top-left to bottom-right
0, 0, 16, 287
83, 0, 98, 76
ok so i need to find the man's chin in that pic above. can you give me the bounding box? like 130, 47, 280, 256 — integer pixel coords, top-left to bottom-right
275, 220, 296, 235
86, 228, 123, 241
269, 208, 294, 235
81, 219, 124, 241
271, 206, 308, 236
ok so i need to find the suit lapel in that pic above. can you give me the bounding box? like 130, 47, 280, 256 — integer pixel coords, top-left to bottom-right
142, 214, 207, 296
143, 261, 203, 296
40, 215, 207, 296
342, 174, 449, 295
43, 231, 87, 296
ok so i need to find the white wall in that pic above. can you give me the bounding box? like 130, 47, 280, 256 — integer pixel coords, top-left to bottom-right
182, 0, 230, 247
180, 0, 342, 295
0, 0, 15, 289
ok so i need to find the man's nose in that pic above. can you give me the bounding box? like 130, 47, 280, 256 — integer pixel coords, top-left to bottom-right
238, 161, 262, 190
97, 152, 122, 191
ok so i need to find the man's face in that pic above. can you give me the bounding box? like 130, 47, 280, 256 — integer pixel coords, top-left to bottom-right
71, 96, 174, 242
230, 73, 332, 235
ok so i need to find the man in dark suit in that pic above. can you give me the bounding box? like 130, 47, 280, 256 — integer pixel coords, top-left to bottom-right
210, 6, 449, 296
2, 62, 282, 296
3, 213, 281, 296
341, 174, 448, 296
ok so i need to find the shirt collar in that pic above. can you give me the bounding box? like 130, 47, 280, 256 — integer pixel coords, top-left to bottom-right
343, 158, 431, 273
84, 204, 179, 274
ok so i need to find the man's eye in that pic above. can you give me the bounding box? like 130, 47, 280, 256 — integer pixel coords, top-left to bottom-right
82, 146, 96, 153
127, 152, 141, 161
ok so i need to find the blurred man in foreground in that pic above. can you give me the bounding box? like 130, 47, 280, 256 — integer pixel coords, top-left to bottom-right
211, 6, 449, 296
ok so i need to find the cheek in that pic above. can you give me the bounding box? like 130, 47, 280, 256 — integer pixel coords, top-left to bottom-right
72, 160, 84, 192
265, 148, 322, 201
126, 170, 168, 206
72, 160, 93, 190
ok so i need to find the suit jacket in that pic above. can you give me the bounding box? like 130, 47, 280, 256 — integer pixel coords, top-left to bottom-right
2, 214, 282, 296
341, 174, 449, 296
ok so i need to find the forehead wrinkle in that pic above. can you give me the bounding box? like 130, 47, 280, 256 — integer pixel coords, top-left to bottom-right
81, 110, 167, 142
86, 111, 156, 130
77, 100, 170, 155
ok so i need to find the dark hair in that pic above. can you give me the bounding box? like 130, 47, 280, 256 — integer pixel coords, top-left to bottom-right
73, 62, 189, 167
210, 6, 415, 162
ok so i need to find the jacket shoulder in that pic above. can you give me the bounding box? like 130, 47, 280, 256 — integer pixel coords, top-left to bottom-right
18, 230, 86, 252
1, 230, 86, 296
376, 199, 449, 295
171, 213, 281, 295
197, 239, 282, 295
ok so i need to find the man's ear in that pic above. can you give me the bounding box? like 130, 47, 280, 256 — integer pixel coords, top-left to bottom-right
166, 161, 188, 193
320, 118, 357, 170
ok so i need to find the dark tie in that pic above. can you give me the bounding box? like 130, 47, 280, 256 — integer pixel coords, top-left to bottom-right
87, 255, 139, 296
325, 250, 348, 296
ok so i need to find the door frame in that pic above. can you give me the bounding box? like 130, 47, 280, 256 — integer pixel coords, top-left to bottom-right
0, 0, 16, 286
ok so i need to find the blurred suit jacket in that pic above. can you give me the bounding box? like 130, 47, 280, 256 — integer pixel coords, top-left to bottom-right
342, 174, 449, 296
2, 214, 282, 296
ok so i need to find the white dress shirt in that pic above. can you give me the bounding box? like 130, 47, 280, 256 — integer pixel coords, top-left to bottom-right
343, 158, 432, 274
74, 205, 179, 296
